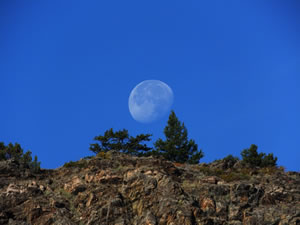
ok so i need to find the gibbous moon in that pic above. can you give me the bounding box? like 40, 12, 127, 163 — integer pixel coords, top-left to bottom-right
128, 80, 174, 123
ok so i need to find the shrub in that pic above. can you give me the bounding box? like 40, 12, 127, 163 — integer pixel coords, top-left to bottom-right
241, 144, 277, 168
63, 160, 87, 168
198, 166, 223, 176
220, 171, 250, 182
197, 166, 250, 182
96, 151, 110, 159
260, 153, 277, 167
223, 154, 239, 163
0, 142, 41, 172
258, 167, 278, 175
31, 155, 41, 173
222, 154, 239, 168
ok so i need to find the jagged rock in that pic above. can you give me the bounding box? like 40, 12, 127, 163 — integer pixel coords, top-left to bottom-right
63, 176, 87, 195
201, 176, 220, 184
86, 193, 95, 207
0, 151, 299, 224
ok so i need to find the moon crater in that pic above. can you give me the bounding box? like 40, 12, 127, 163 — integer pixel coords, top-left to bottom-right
128, 80, 174, 123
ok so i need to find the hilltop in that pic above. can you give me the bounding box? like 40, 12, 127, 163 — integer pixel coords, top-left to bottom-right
0, 150, 299, 225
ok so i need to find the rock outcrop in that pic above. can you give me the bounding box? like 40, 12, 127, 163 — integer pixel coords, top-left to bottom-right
0, 151, 299, 225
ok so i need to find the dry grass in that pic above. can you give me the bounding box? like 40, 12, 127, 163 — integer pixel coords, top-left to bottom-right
195, 166, 251, 182
63, 160, 88, 168
182, 180, 198, 189
220, 172, 250, 182
258, 166, 279, 175
96, 151, 111, 159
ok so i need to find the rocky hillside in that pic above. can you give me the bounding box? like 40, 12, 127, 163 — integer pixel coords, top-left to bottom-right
0, 151, 299, 225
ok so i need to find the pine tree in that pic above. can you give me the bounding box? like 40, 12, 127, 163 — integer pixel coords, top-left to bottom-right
154, 111, 204, 164
127, 134, 152, 156
0, 142, 41, 172
90, 128, 152, 156
241, 144, 277, 168
30, 155, 41, 173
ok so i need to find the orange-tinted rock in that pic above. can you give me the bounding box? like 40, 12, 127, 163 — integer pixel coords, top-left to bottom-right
0, 150, 299, 225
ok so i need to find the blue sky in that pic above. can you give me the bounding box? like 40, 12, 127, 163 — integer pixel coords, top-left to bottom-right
1, 1, 299, 171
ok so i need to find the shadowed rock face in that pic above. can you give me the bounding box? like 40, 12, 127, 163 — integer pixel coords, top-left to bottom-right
0, 151, 299, 225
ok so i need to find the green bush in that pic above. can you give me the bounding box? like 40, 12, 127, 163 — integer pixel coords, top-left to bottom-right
63, 160, 87, 168
222, 154, 239, 168
95, 151, 107, 159
223, 154, 239, 163
0, 142, 41, 172
241, 144, 277, 168
260, 153, 277, 167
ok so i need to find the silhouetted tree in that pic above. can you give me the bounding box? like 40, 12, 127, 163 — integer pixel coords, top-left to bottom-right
241, 144, 277, 168
90, 128, 152, 156
154, 111, 204, 164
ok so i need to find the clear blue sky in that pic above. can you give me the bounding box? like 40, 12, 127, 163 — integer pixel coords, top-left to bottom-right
1, 1, 299, 171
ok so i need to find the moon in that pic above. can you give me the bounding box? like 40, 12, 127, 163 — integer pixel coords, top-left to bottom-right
128, 80, 174, 123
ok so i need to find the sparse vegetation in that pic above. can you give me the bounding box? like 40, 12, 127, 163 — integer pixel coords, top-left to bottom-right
241, 144, 277, 168
87, 112, 281, 171
258, 166, 279, 175
223, 154, 239, 165
0, 142, 41, 172
182, 180, 198, 189
63, 160, 88, 168
196, 166, 251, 182
96, 151, 110, 159
220, 171, 250, 182
2, 117, 280, 174
112, 165, 131, 172
57, 188, 79, 217
212, 154, 240, 169
197, 166, 223, 177
58, 188, 73, 200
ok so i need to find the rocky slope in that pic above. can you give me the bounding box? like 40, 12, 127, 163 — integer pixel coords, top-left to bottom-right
0, 151, 299, 225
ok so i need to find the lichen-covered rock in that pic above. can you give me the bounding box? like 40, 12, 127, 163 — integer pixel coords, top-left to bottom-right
0, 150, 299, 224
